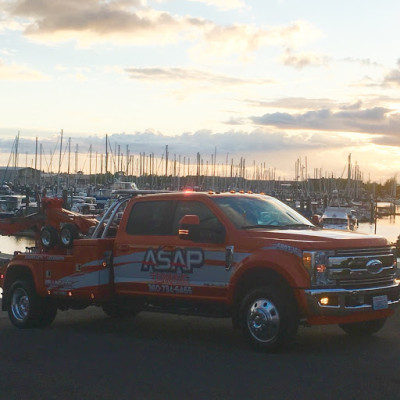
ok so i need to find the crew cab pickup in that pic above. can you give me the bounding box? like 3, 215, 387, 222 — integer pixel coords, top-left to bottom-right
1, 191, 399, 351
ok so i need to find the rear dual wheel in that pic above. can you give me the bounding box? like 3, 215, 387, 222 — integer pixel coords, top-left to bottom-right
59, 223, 79, 248
40, 225, 59, 249
40, 223, 79, 249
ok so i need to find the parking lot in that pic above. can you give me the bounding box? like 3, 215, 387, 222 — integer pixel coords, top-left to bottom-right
0, 303, 399, 400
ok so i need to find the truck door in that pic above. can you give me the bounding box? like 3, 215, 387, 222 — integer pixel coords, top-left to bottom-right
168, 199, 230, 300
113, 199, 177, 296
113, 199, 231, 301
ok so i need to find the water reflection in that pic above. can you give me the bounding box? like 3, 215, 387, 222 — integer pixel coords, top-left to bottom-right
358, 216, 400, 244
0, 235, 35, 254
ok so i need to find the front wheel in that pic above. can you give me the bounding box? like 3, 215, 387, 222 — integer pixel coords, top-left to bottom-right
339, 318, 387, 336
239, 285, 298, 352
8, 279, 57, 329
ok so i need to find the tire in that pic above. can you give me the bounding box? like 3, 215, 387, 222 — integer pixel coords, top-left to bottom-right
102, 303, 141, 318
339, 318, 387, 336
239, 285, 298, 352
60, 223, 79, 248
8, 279, 57, 329
40, 225, 59, 249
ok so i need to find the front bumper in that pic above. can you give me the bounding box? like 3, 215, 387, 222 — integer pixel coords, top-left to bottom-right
304, 282, 400, 316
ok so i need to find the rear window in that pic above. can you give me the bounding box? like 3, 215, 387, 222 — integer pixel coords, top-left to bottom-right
126, 200, 175, 235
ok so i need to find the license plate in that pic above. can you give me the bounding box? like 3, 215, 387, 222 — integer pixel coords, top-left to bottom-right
373, 295, 388, 310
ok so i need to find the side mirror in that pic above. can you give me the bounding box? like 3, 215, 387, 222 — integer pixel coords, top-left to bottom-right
311, 214, 320, 226
179, 214, 200, 241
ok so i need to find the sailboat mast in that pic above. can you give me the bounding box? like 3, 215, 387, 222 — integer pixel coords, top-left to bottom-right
105, 134, 109, 183
35, 136, 38, 186
14, 131, 20, 185
57, 129, 63, 192
67, 137, 71, 188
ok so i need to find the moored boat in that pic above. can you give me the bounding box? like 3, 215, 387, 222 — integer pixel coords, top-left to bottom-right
320, 207, 358, 231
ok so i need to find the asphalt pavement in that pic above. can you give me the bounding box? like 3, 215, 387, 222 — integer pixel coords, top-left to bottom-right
0, 302, 400, 400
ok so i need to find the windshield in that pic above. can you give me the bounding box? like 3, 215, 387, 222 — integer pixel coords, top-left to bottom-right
212, 195, 314, 229
0, 199, 17, 211
322, 218, 348, 225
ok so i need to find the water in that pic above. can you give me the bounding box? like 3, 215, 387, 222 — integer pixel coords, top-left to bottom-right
0, 217, 399, 255
358, 217, 400, 244
0, 235, 35, 255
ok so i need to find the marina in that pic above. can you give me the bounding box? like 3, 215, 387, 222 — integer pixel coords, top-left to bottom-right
2, 135, 400, 301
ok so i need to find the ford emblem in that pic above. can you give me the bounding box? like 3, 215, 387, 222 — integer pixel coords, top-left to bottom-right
366, 259, 383, 274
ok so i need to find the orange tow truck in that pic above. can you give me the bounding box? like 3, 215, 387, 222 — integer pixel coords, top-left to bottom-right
0, 191, 399, 351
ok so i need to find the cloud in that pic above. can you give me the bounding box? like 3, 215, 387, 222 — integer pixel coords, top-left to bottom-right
343, 57, 381, 67
186, 0, 246, 10
384, 67, 400, 87
190, 21, 320, 61
125, 66, 273, 86
0, 128, 349, 162
246, 97, 336, 110
281, 48, 329, 69
251, 107, 400, 135
339, 101, 362, 111
1, 0, 319, 59
370, 135, 400, 147
0, 58, 47, 80
1, 0, 209, 45
0, 132, 61, 155
224, 117, 245, 125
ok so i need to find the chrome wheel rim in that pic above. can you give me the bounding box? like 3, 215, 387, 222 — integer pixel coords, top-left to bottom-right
41, 230, 51, 247
60, 229, 71, 246
11, 287, 30, 322
247, 297, 280, 343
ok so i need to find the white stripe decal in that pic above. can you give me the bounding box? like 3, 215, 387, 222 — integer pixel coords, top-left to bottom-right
45, 269, 109, 290
46, 249, 250, 291
262, 243, 302, 257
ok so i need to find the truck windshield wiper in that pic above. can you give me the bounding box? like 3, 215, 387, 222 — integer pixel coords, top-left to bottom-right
280, 223, 315, 229
241, 224, 281, 230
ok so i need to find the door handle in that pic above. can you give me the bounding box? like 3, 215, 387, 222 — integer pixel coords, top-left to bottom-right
117, 244, 131, 252
162, 246, 176, 252
225, 245, 234, 271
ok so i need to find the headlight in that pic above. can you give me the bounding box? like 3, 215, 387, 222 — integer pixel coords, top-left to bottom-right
303, 250, 335, 287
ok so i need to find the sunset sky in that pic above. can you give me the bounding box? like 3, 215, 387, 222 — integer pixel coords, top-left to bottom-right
1, 0, 400, 182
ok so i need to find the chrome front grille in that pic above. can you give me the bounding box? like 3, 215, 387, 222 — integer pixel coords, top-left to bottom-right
338, 276, 394, 288
335, 247, 394, 257
328, 246, 396, 288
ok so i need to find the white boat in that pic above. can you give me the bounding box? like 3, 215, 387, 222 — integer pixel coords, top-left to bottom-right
320, 207, 358, 231
93, 181, 138, 209
0, 195, 38, 218
70, 196, 98, 215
